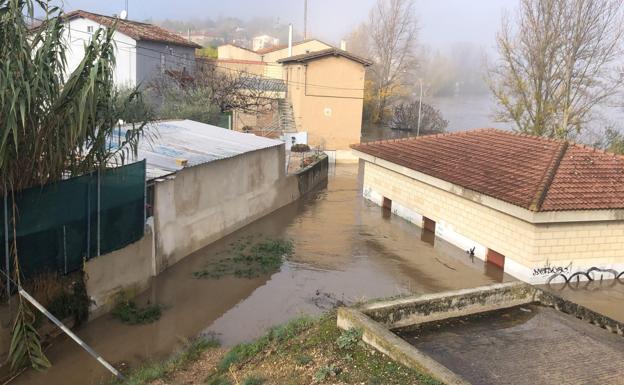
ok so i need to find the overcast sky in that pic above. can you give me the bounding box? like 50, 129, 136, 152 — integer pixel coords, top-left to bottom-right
57, 0, 518, 50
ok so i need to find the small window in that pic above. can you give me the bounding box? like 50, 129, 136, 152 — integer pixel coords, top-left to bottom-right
87, 25, 94, 33
169, 47, 174, 55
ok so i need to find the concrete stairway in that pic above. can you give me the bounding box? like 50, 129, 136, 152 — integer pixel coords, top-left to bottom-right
278, 98, 297, 132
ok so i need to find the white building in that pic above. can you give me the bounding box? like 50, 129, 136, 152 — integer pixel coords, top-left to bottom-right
61, 10, 201, 87
252, 34, 280, 51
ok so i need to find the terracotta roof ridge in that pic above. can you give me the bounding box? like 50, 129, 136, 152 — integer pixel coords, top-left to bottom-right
352, 128, 500, 148
529, 140, 569, 212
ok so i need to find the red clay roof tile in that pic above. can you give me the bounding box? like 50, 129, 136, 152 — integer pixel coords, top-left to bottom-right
64, 10, 201, 48
351, 129, 624, 212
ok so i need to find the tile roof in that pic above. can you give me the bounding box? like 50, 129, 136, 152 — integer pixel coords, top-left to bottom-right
277, 48, 373, 66
64, 10, 201, 48
352, 129, 624, 212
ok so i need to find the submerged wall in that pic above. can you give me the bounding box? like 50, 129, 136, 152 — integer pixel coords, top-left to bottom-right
361, 160, 624, 284
153, 145, 300, 269
82, 144, 328, 314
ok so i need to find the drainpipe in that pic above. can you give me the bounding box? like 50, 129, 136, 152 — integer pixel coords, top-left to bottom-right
288, 23, 293, 57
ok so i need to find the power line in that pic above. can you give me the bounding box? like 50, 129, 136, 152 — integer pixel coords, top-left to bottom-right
33, 16, 368, 92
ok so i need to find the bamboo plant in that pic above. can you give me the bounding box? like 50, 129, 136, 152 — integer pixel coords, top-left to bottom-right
0, 0, 151, 371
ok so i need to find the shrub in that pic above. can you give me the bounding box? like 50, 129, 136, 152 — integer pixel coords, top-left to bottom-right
291, 143, 310, 152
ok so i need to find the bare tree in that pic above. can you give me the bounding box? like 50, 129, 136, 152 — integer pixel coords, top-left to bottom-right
389, 101, 448, 134
368, 0, 418, 123
488, 0, 624, 138
150, 61, 283, 124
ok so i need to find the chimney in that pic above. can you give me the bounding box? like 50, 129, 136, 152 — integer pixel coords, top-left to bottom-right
340, 40, 347, 51
288, 24, 293, 57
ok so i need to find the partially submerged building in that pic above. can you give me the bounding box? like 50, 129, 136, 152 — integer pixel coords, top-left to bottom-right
352, 129, 624, 283
86, 120, 328, 309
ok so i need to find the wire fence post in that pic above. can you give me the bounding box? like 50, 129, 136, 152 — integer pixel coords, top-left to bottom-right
97, 168, 101, 257
86, 173, 91, 260
4, 192, 9, 302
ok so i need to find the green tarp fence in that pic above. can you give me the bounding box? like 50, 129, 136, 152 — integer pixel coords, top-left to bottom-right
0, 161, 146, 287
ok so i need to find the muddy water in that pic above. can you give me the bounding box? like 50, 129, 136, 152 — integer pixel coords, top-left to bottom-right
539, 280, 624, 323
13, 165, 509, 385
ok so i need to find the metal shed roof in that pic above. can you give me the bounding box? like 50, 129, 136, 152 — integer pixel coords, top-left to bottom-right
129, 120, 283, 179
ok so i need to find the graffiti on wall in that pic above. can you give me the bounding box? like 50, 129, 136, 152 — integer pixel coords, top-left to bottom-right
546, 266, 624, 286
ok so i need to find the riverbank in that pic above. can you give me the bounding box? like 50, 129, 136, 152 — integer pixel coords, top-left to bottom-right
113, 312, 442, 385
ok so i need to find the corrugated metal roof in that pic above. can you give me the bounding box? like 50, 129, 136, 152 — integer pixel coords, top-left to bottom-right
128, 120, 283, 179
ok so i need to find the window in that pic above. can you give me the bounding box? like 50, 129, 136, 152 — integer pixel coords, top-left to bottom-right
87, 25, 94, 33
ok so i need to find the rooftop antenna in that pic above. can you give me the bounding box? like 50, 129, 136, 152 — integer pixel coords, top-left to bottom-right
303, 0, 308, 39
119, 9, 127, 20
124, 0, 128, 18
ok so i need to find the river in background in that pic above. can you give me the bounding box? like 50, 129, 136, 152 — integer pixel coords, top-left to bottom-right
13, 165, 510, 385
362, 94, 624, 143
362, 95, 512, 141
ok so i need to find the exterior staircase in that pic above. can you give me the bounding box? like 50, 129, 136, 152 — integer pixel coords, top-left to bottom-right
278, 98, 297, 133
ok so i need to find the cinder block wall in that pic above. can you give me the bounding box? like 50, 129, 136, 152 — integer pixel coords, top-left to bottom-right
362, 161, 624, 283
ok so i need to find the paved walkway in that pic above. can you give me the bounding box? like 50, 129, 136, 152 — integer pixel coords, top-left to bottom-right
402, 305, 624, 385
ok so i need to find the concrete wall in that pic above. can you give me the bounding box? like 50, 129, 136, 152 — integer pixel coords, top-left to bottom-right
285, 56, 366, 151
84, 223, 155, 314
361, 160, 624, 284
83, 145, 328, 314
153, 144, 300, 269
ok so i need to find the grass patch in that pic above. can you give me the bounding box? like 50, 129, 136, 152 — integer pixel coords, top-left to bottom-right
110, 336, 219, 385
194, 237, 294, 279
111, 291, 162, 325
242, 375, 265, 385
118, 312, 442, 385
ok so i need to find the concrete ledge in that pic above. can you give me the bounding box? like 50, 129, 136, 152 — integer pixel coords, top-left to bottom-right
337, 307, 470, 385
360, 282, 536, 330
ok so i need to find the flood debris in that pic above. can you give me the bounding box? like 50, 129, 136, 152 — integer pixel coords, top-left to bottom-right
193, 237, 294, 279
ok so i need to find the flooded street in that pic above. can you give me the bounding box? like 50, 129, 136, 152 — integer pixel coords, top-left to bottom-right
13, 165, 510, 385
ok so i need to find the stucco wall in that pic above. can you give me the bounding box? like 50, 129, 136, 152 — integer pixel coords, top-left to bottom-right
65, 18, 137, 87
261, 40, 332, 63
136, 41, 196, 86
218, 44, 262, 61
361, 161, 624, 283
285, 56, 365, 151
153, 145, 300, 269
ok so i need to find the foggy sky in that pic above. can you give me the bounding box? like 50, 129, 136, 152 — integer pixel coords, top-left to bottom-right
57, 0, 518, 49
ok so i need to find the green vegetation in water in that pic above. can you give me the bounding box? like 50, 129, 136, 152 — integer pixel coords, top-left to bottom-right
109, 336, 219, 385
193, 237, 294, 279
111, 292, 162, 325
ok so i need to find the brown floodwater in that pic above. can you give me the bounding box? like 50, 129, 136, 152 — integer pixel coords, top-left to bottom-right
11, 164, 510, 385
538, 279, 624, 324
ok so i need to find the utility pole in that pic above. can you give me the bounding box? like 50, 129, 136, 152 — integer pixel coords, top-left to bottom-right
303, 0, 308, 40
417, 78, 423, 137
